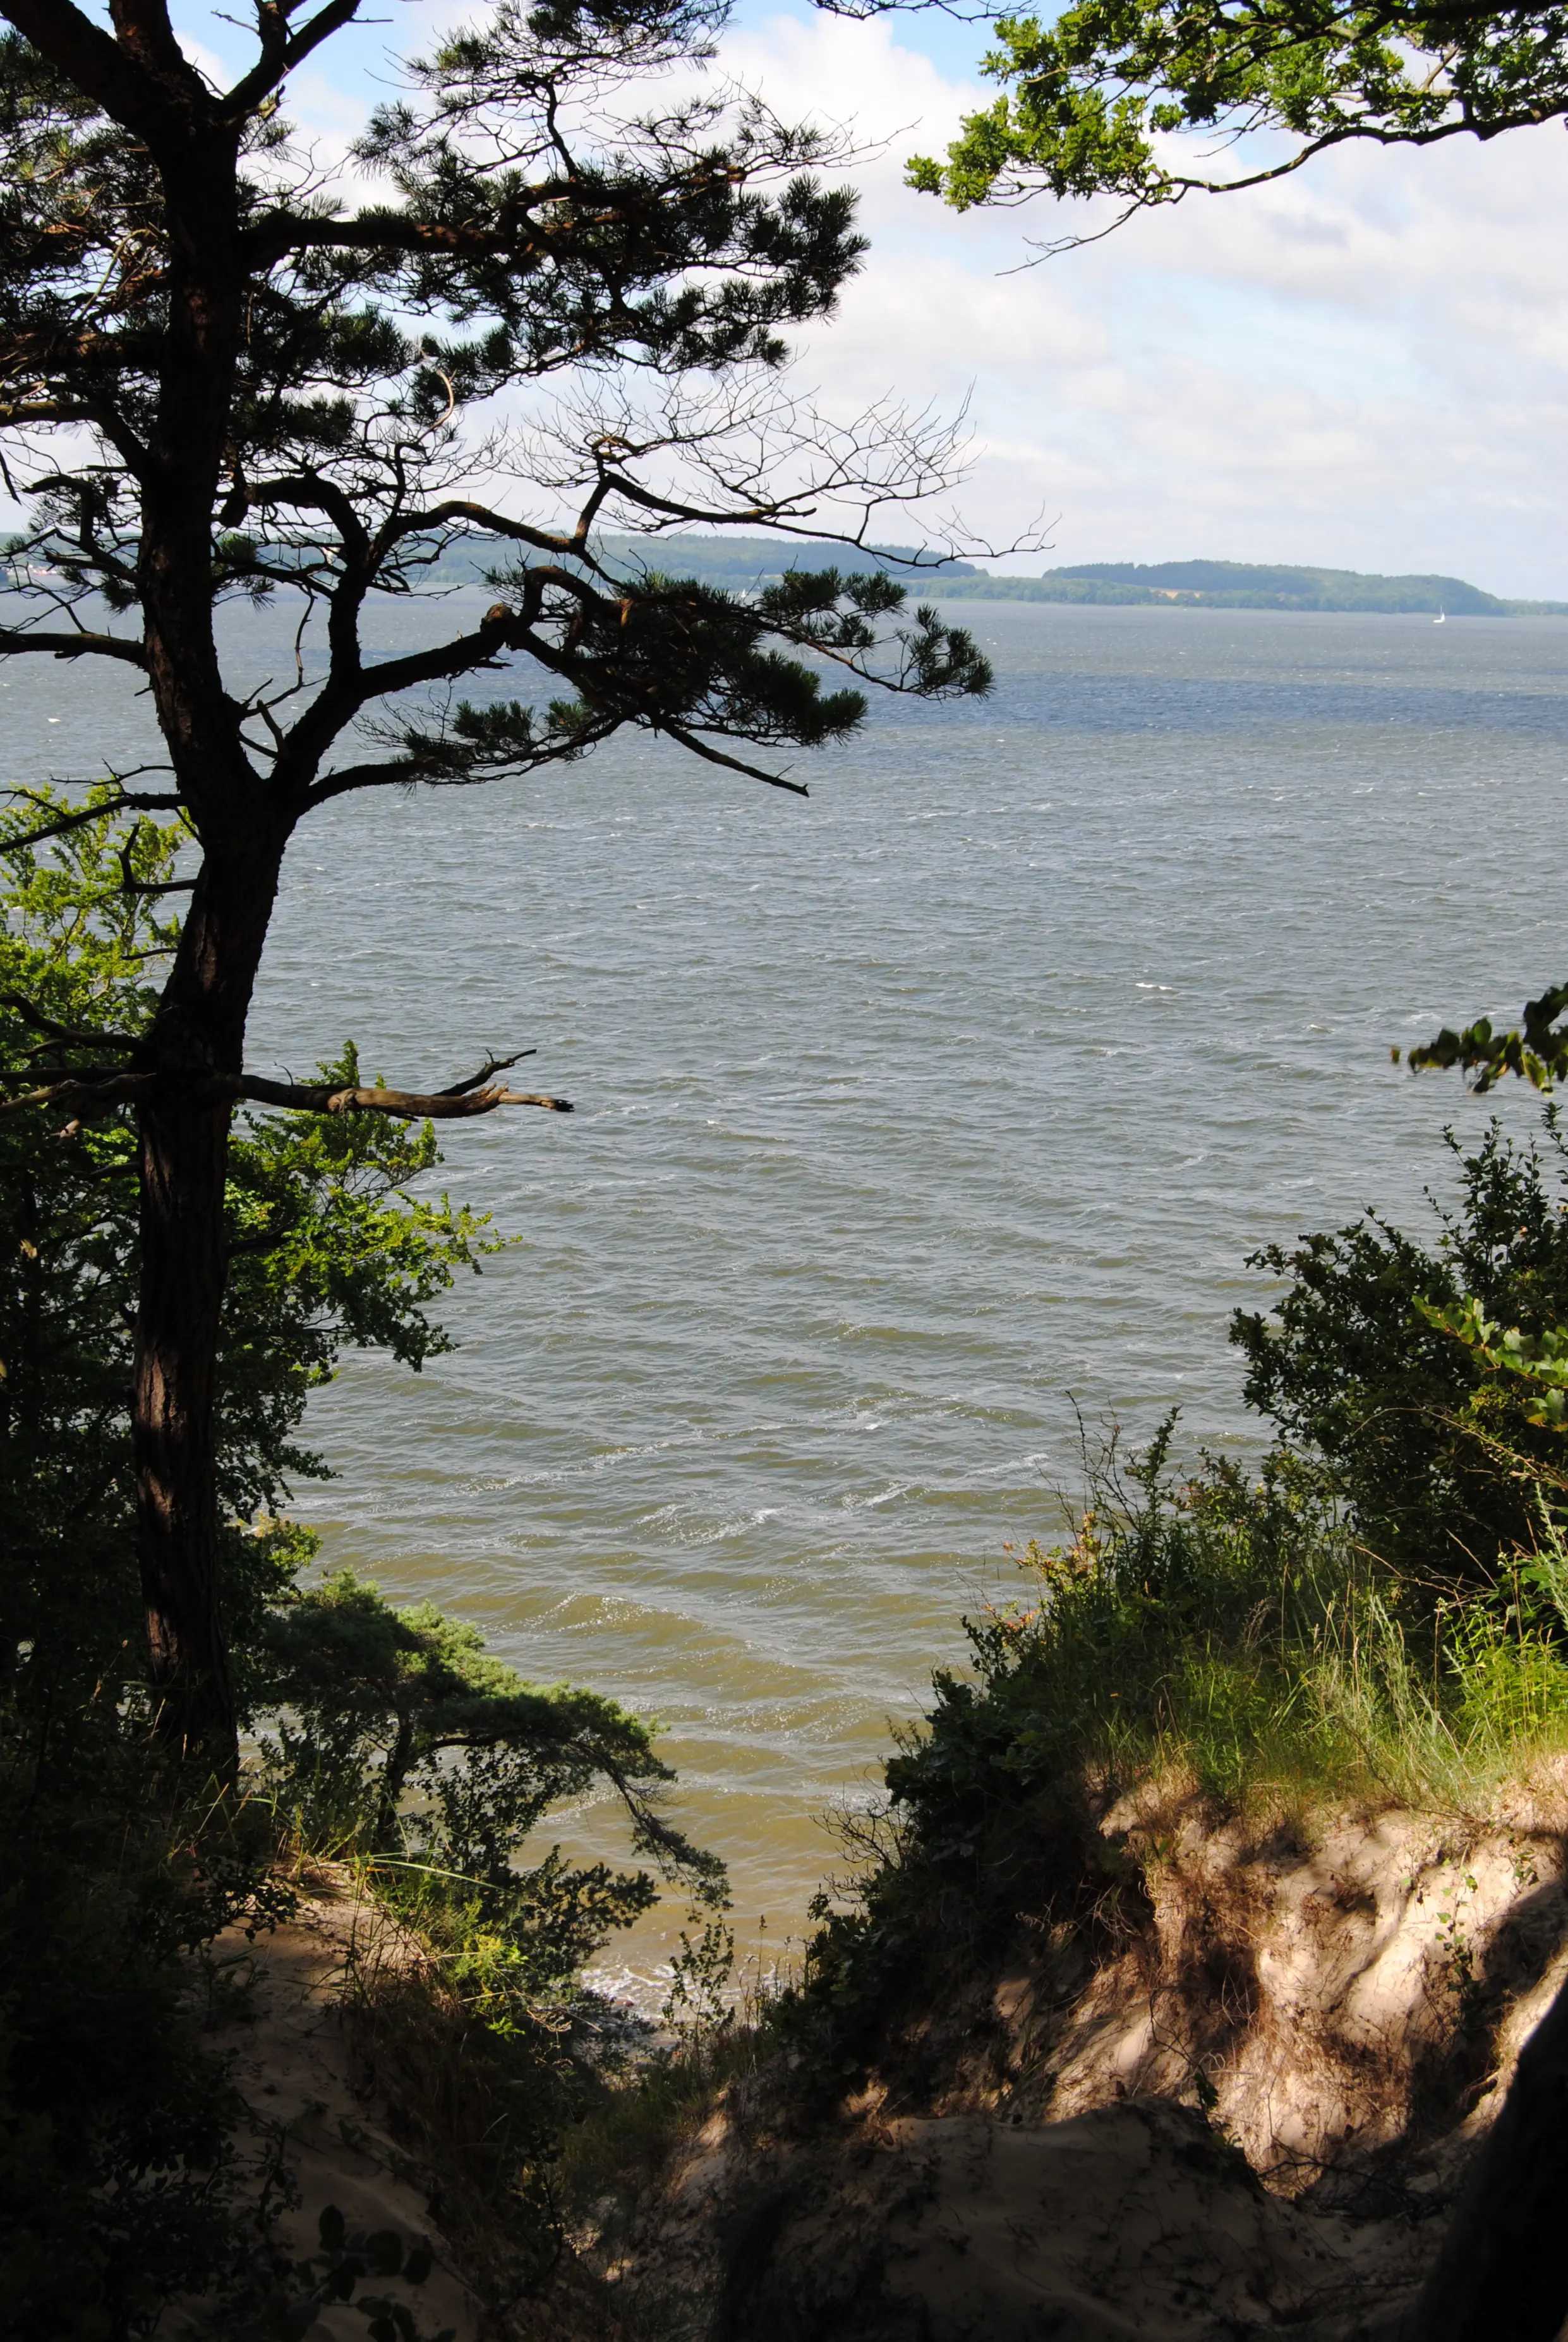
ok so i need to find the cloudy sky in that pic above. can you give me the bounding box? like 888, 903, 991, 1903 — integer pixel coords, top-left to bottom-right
720, 1, 1568, 595
161, 1, 1568, 596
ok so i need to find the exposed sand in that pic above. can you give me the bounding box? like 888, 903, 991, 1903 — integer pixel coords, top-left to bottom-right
593, 2091, 1440, 2340
164, 1869, 478, 2342
155, 1787, 1568, 2339
589, 1785, 1568, 2339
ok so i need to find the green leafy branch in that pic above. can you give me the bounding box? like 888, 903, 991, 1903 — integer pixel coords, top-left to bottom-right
1418, 1295, 1568, 1430
1401, 985, 1568, 1094
902, 0, 1568, 236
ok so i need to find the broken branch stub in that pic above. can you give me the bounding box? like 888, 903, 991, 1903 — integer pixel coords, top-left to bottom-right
317, 1082, 573, 1118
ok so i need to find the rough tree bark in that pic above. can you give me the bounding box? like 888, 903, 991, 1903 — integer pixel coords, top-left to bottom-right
123, 69, 271, 1771
1407, 1971, 1568, 2342
133, 842, 286, 1766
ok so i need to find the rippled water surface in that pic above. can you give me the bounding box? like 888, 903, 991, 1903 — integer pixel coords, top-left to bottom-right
9, 599, 1565, 1988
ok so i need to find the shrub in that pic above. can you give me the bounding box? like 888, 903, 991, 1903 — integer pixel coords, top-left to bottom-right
1231, 1116, 1568, 1587
0, 1768, 287, 2341
799, 1412, 1568, 2063
260, 1568, 725, 2002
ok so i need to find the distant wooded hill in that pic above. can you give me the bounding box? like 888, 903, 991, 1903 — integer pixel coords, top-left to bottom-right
421, 541, 1565, 615
955, 560, 1568, 615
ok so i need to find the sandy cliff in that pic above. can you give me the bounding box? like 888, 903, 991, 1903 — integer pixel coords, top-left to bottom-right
167, 1787, 1568, 2340
586, 1783, 1568, 2341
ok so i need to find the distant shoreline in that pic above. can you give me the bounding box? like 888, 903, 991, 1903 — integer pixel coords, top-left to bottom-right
922, 576, 1568, 616
416, 538, 1568, 618
919, 572, 1568, 617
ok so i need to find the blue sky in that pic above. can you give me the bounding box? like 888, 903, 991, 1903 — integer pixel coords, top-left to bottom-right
142, 3, 1568, 593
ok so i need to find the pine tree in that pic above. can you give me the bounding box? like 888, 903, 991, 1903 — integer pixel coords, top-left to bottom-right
0, 0, 991, 1768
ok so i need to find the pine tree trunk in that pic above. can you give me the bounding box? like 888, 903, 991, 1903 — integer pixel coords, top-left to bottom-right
132, 840, 284, 1776
1408, 1969, 1568, 2340
134, 1082, 236, 1768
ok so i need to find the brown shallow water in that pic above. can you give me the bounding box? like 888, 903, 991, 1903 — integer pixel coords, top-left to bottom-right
8, 596, 1565, 1998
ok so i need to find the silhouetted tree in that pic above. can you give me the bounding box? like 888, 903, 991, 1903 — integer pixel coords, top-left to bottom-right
0, 0, 994, 1769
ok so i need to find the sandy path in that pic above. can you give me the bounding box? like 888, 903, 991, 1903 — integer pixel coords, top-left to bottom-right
165, 1869, 479, 2342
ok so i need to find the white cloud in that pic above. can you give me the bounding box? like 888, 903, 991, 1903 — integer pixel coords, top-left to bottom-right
714, 9, 1568, 595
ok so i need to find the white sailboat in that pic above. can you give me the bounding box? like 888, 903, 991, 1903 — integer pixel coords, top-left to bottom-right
1434, 608, 1446, 624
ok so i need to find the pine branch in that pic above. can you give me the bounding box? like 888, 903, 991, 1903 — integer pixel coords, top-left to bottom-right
0, 991, 142, 1054
0, 0, 172, 138
661, 721, 809, 795
0, 628, 148, 667
222, 0, 365, 117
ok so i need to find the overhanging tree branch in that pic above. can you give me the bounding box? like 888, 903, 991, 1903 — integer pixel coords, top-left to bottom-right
903, 0, 1568, 234
0, 628, 148, 665
0, 1062, 574, 1125
661, 720, 810, 793
0, 991, 142, 1054
3, 788, 183, 848
229, 1070, 575, 1118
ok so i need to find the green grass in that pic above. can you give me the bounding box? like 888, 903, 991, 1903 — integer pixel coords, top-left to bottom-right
938, 1423, 1568, 1822
790, 1420, 1568, 2057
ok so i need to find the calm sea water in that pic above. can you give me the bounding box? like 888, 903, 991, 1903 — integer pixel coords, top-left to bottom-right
8, 597, 1565, 1991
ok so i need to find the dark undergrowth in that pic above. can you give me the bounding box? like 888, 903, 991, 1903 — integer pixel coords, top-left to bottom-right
0, 804, 724, 2341
0, 1749, 281, 2341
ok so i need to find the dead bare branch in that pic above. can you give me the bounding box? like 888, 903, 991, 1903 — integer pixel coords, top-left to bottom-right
437, 1046, 538, 1097
0, 991, 141, 1054
231, 1073, 574, 1120
0, 627, 148, 666
2, 787, 183, 849
0, 1065, 574, 1125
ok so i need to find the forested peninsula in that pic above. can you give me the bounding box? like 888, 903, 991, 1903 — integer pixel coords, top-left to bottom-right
429, 539, 1568, 615
938, 558, 1568, 615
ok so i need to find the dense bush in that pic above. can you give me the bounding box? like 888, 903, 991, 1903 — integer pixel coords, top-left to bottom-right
260, 1564, 725, 2045
0, 1780, 286, 2340
1231, 1117, 1568, 1586
799, 1427, 1351, 2048
246, 1571, 731, 2307
804, 1380, 1568, 2061
0, 791, 502, 1751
